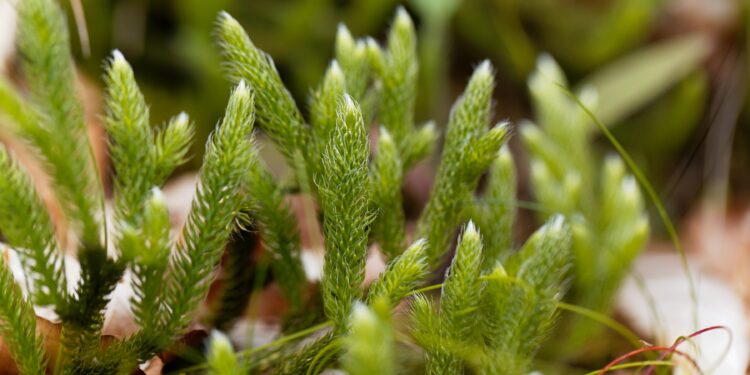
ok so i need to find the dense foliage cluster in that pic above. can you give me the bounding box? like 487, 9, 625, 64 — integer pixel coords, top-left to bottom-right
0, 0, 648, 374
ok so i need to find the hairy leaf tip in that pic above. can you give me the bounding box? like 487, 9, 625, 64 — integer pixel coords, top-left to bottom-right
464, 220, 479, 239
336, 23, 354, 47
341, 94, 357, 112
351, 302, 374, 325
147, 187, 166, 207
474, 60, 494, 79
394, 6, 414, 29
328, 60, 344, 80
365, 37, 382, 61
234, 80, 249, 98
604, 155, 626, 177
217, 11, 235, 25
111, 49, 126, 67
173, 111, 190, 129
534, 53, 565, 84
622, 176, 639, 203
379, 127, 394, 145
547, 214, 566, 233
411, 238, 428, 250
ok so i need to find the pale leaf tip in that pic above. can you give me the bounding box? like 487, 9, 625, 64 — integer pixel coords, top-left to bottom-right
475, 59, 494, 78
394, 6, 413, 29
378, 126, 394, 144
547, 214, 566, 233
336, 23, 354, 43
328, 60, 344, 79
464, 220, 479, 238
148, 187, 167, 207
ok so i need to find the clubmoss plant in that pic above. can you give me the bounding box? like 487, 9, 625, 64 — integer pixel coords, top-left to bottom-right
341, 298, 396, 375
206, 331, 251, 375
0, 0, 257, 372
0, 2, 588, 374
521, 55, 650, 354
412, 217, 571, 374
210, 8, 573, 374
0, 255, 47, 375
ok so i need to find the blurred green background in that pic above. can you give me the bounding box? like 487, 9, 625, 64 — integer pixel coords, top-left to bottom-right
60, 0, 747, 217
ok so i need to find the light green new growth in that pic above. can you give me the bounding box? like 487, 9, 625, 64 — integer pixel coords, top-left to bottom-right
0, 147, 65, 307
412, 217, 572, 375
206, 331, 249, 375
0, 258, 46, 375
216, 12, 307, 170
367, 239, 429, 305
480, 216, 572, 374
341, 11, 433, 266
310, 61, 346, 173
160, 82, 256, 342
342, 299, 396, 375
374, 7, 417, 144
430, 222, 484, 373
409, 293, 443, 373
368, 8, 436, 170
472, 145, 516, 271
121, 189, 172, 330
521, 56, 649, 351
317, 95, 372, 332
15, 0, 103, 248
104, 51, 154, 227
104, 51, 196, 352
108, 81, 257, 371
370, 128, 406, 259
104, 51, 192, 249
335, 25, 371, 103
418, 61, 509, 266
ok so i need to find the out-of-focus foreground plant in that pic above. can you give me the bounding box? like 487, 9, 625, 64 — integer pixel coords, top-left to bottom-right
522, 56, 650, 357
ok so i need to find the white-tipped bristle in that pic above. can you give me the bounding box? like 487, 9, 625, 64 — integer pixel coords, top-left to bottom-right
604, 155, 625, 176
475, 60, 493, 77
535, 53, 565, 83
150, 187, 165, 201
465, 220, 478, 237
622, 176, 639, 202
578, 85, 599, 109
176, 111, 189, 122
219, 11, 238, 27
336, 23, 353, 42
329, 60, 343, 78
342, 93, 357, 110
233, 80, 251, 101
394, 7, 412, 28
411, 238, 427, 249
111, 49, 128, 70
209, 330, 232, 348
548, 214, 565, 232
112, 49, 124, 62
379, 127, 393, 143
351, 301, 372, 321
